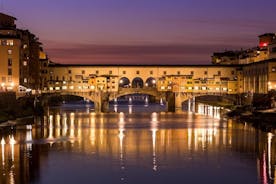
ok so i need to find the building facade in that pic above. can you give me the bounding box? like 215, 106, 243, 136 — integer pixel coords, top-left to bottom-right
0, 13, 43, 93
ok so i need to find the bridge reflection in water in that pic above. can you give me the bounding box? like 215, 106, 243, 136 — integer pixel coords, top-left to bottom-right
0, 105, 275, 184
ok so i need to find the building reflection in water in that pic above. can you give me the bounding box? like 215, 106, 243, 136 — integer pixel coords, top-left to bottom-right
0, 107, 275, 183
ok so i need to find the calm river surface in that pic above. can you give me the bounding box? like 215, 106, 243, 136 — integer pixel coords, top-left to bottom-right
0, 102, 275, 184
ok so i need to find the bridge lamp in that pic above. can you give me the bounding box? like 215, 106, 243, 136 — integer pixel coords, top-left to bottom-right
119, 79, 123, 84
145, 83, 148, 87
152, 79, 156, 84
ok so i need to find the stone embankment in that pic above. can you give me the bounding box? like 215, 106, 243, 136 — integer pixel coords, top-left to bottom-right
0, 92, 42, 123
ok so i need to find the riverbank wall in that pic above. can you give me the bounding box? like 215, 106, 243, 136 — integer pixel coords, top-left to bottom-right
0, 92, 38, 123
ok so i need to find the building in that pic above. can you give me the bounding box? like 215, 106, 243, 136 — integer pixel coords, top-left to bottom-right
43, 64, 241, 95
0, 13, 20, 91
212, 33, 276, 65
0, 12, 43, 93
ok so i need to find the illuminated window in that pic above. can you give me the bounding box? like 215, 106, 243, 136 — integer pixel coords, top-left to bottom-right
24, 78, 27, 83
7, 40, 13, 46
8, 49, 12, 55
23, 61, 27, 66
23, 44, 27, 49
272, 67, 276, 72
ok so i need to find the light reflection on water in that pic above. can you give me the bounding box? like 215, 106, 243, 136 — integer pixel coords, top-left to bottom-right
0, 103, 275, 184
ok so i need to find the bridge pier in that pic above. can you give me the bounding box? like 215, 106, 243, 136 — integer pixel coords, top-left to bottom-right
175, 92, 182, 112
166, 92, 175, 112
94, 92, 110, 113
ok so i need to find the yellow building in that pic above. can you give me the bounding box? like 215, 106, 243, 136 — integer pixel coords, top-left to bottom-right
0, 14, 20, 92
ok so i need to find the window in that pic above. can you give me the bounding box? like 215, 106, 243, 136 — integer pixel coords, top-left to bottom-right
96, 70, 99, 74
8, 49, 12, 55
272, 67, 276, 72
82, 70, 85, 74
69, 76, 72, 81
56, 76, 59, 81
163, 71, 167, 75
7, 40, 14, 46
272, 47, 276, 53
204, 71, 208, 75
68, 70, 71, 74
24, 78, 27, 83
122, 71, 126, 75
23, 44, 27, 49
2, 77, 6, 83
150, 71, 153, 75
177, 71, 181, 75
190, 71, 194, 75
8, 77, 12, 82
8, 59, 12, 66
23, 61, 27, 66
218, 71, 221, 75
1, 40, 6, 45
109, 71, 112, 75
8, 68, 12, 75
136, 71, 140, 75
231, 71, 235, 75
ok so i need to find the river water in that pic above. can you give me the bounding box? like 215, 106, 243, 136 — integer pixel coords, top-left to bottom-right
0, 102, 275, 184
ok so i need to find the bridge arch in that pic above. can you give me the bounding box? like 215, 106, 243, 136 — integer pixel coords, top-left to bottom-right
179, 93, 237, 105
145, 77, 157, 88
132, 77, 144, 88
119, 77, 131, 88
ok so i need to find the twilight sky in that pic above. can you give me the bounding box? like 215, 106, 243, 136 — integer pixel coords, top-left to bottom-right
2, 0, 276, 64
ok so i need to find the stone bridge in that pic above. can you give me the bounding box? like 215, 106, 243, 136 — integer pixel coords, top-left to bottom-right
41, 87, 237, 113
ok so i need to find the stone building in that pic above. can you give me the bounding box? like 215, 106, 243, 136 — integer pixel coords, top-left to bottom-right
0, 13, 43, 92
